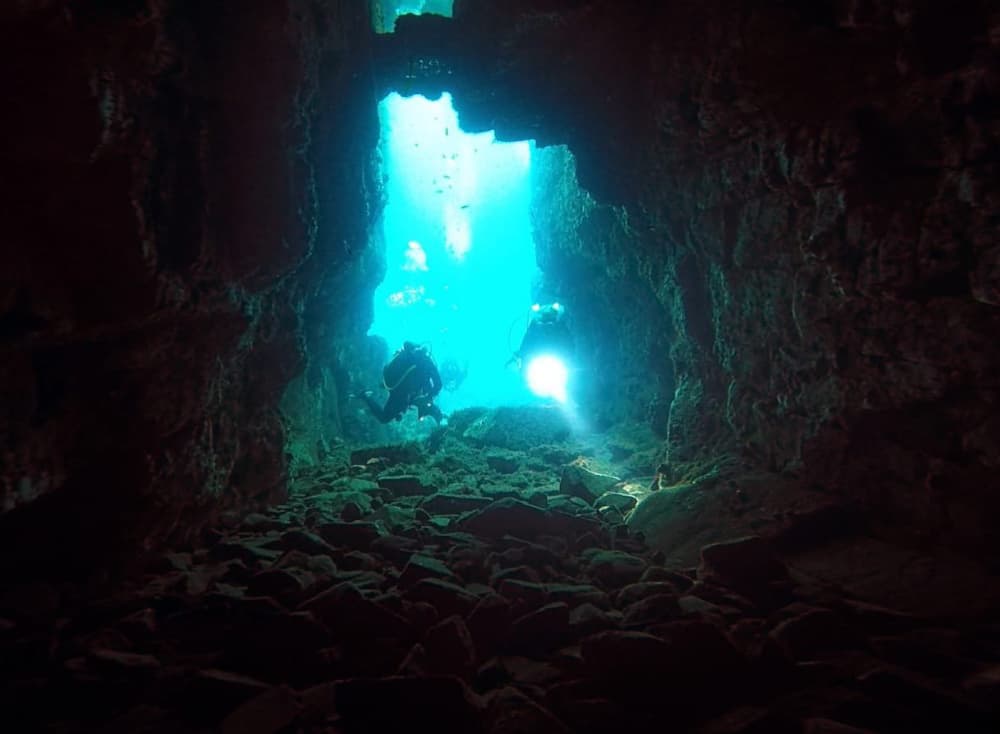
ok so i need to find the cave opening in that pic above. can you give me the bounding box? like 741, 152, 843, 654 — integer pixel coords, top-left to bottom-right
371, 0, 454, 34
368, 91, 552, 418
4, 2, 1000, 730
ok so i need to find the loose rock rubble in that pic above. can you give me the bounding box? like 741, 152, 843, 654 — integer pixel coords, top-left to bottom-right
2, 427, 998, 734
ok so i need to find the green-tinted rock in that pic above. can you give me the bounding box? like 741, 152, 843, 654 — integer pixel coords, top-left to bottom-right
594, 491, 637, 514
559, 464, 621, 505
399, 554, 458, 589
377, 474, 434, 497
486, 453, 520, 474
584, 550, 647, 588
420, 493, 493, 515
349, 443, 423, 467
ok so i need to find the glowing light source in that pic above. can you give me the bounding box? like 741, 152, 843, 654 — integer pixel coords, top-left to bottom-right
525, 355, 569, 403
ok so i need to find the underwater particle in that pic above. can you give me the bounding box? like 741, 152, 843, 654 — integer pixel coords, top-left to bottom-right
387, 285, 426, 307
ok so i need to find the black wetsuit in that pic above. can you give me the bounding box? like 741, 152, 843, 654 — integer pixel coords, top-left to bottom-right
363, 346, 443, 423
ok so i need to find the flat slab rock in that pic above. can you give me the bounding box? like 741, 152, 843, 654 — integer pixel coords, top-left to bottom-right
349, 444, 423, 467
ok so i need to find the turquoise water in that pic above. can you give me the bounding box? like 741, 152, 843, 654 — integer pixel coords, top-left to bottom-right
370, 92, 546, 413
373, 0, 453, 32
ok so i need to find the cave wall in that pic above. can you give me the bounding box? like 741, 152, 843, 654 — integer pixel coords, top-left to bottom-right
0, 0, 380, 580
5, 0, 998, 582
530, 146, 676, 433
379, 0, 1000, 554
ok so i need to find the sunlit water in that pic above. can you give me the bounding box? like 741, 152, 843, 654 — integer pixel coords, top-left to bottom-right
370, 92, 553, 414
372, 0, 454, 33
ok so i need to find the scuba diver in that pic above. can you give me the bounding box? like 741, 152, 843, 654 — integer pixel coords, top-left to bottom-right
510, 301, 574, 368
361, 341, 444, 424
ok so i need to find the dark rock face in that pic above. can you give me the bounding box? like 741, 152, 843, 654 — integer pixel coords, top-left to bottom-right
374, 0, 1000, 558
3, 19, 1000, 734
1, 1, 380, 579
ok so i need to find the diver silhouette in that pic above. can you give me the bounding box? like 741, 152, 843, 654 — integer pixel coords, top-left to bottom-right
362, 341, 444, 424
510, 302, 574, 368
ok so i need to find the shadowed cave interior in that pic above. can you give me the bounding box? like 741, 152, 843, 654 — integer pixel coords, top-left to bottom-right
2, 1, 1000, 732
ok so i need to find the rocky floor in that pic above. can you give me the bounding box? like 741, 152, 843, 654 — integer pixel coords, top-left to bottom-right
3, 410, 999, 733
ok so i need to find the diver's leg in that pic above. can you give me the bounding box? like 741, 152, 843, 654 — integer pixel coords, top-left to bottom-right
358, 393, 392, 423
416, 399, 443, 423
426, 402, 443, 423
382, 389, 410, 422
362, 393, 394, 423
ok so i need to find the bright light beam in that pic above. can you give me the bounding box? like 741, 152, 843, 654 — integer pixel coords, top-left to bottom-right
525, 355, 569, 403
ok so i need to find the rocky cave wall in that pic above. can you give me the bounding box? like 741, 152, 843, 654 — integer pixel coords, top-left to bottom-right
4, 0, 999, 586
0, 0, 382, 581
530, 146, 676, 434
380, 0, 1000, 557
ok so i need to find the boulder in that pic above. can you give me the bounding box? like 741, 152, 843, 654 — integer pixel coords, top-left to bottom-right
484, 686, 571, 734
315, 521, 383, 550
183, 669, 273, 720
403, 578, 481, 617
769, 607, 862, 661
486, 453, 521, 474
421, 493, 493, 515
333, 676, 484, 734
399, 554, 460, 589
458, 499, 552, 539
545, 583, 612, 610
622, 593, 681, 627
594, 491, 638, 514
349, 444, 423, 467
220, 686, 301, 734
299, 582, 410, 639
559, 463, 621, 505
277, 529, 336, 556
246, 568, 316, 605
377, 474, 434, 497
584, 550, 647, 589
569, 603, 621, 637
508, 602, 571, 653
467, 594, 513, 659
698, 535, 791, 606
580, 630, 674, 680
423, 614, 477, 677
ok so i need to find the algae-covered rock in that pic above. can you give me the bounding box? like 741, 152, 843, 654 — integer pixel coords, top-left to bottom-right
349, 443, 424, 467
626, 481, 717, 563
486, 452, 520, 474
594, 492, 638, 514
559, 462, 621, 505
462, 407, 571, 450
377, 474, 435, 497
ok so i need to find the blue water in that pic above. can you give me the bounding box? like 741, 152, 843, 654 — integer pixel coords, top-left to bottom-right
374, 0, 453, 33
370, 92, 544, 413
